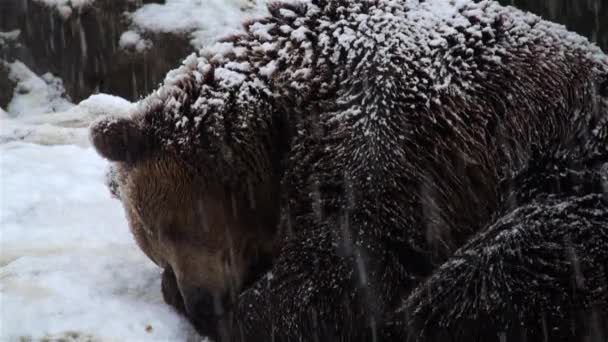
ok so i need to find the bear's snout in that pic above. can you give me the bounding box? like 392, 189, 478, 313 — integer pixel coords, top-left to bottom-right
181, 287, 228, 339
181, 287, 226, 317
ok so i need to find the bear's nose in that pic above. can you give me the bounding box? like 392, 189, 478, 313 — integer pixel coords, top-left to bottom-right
181, 287, 228, 338
182, 287, 226, 316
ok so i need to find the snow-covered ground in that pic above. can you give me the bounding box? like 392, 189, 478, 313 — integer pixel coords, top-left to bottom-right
0, 49, 201, 342
0, 143, 198, 342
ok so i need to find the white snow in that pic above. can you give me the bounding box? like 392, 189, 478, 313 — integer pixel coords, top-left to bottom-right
4, 61, 73, 118
250, 22, 275, 41
2, 93, 135, 147
291, 26, 309, 42
129, 0, 268, 50
119, 30, 141, 47
33, 0, 94, 19
0, 120, 90, 146
214, 67, 247, 88
0, 143, 196, 341
35, 0, 93, 8
2, 61, 136, 146
259, 60, 278, 78
118, 30, 152, 52
0, 30, 21, 46
37, 0, 267, 50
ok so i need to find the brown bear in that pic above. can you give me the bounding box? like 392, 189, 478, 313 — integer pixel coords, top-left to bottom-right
90, 0, 608, 341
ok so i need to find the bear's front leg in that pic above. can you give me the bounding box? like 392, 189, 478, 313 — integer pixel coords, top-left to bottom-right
162, 267, 232, 340
385, 192, 608, 342
191, 224, 414, 342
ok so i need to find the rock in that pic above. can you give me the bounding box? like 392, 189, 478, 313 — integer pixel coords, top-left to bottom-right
0, 60, 16, 110
1, 0, 192, 102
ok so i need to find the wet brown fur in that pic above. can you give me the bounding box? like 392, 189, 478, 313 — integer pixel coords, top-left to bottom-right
111, 152, 280, 301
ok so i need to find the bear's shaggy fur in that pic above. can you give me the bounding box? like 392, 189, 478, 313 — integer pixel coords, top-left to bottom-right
91, 0, 608, 341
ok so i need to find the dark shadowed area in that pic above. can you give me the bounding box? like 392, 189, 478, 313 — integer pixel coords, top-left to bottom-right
499, 0, 607, 52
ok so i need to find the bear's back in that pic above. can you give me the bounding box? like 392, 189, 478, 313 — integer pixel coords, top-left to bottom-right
281, 0, 608, 260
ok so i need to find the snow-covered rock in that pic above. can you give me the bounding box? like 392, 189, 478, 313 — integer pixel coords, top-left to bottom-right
32, 0, 95, 19
129, 0, 268, 50
118, 30, 152, 53
1, 61, 135, 146
1, 0, 190, 102
1, 0, 267, 103
4, 60, 73, 117
1, 94, 134, 146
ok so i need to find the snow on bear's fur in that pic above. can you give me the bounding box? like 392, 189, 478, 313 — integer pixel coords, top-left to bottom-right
90, 0, 608, 341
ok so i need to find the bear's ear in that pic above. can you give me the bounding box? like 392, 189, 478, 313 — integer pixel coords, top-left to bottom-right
89, 116, 152, 162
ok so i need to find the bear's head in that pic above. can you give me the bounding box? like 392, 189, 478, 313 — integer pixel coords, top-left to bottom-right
89, 115, 280, 317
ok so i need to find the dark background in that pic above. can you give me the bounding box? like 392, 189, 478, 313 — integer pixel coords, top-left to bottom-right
1, 0, 606, 106
499, 0, 607, 51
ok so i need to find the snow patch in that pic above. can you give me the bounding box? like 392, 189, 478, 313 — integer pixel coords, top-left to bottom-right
118, 30, 151, 52
33, 0, 94, 19
259, 60, 278, 78
215, 67, 247, 88
5, 61, 73, 118
1, 93, 134, 146
0, 143, 196, 341
0, 30, 21, 47
34, 0, 93, 8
